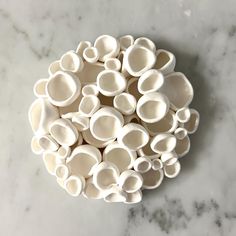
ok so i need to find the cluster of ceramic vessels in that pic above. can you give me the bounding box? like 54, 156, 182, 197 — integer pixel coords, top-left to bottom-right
29, 35, 199, 204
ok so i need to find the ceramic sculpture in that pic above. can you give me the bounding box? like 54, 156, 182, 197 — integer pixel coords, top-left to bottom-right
29, 35, 199, 204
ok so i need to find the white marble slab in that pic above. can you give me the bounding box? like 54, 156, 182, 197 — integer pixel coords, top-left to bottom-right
0, 0, 236, 235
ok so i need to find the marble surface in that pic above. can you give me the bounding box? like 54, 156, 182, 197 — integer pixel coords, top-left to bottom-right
0, 0, 236, 235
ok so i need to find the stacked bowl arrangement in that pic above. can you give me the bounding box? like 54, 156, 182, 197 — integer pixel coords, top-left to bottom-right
29, 35, 199, 204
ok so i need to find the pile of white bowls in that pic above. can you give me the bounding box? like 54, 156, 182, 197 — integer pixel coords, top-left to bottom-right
29, 35, 199, 204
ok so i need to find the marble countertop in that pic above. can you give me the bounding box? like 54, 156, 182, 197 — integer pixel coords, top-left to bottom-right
1, 0, 236, 235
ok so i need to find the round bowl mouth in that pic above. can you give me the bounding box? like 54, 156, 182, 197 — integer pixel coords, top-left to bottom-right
46, 71, 81, 107
141, 169, 164, 189
33, 79, 48, 97
78, 95, 100, 117
66, 145, 101, 178
124, 45, 156, 76
138, 100, 167, 123
118, 124, 149, 151
138, 69, 164, 94
60, 51, 83, 72
82, 84, 99, 96
38, 135, 59, 152
151, 134, 177, 154
64, 175, 85, 197
90, 108, 124, 141
103, 142, 136, 172
93, 162, 120, 190
55, 164, 69, 180
133, 157, 152, 173
159, 72, 194, 110
83, 47, 98, 61
122, 175, 143, 193
104, 58, 121, 71
119, 35, 134, 50
43, 151, 59, 175
175, 135, 191, 158
164, 161, 181, 178
49, 119, 78, 146
137, 92, 169, 123
134, 37, 156, 52
97, 70, 126, 97
94, 35, 120, 61
113, 93, 136, 115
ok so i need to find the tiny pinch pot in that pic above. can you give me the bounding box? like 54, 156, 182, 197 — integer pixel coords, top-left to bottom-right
104, 58, 121, 71
117, 123, 149, 151
134, 37, 156, 53
60, 50, 84, 73
90, 107, 124, 141
83, 177, 103, 199
180, 109, 200, 134
154, 49, 176, 75
49, 118, 79, 146
103, 186, 127, 203
119, 35, 134, 51
159, 72, 193, 110
97, 70, 127, 97
33, 79, 48, 98
141, 168, 164, 190
78, 95, 100, 117
103, 141, 137, 172
38, 134, 59, 152
164, 160, 181, 178
83, 47, 99, 64
152, 158, 163, 171
138, 69, 164, 94
176, 107, 191, 123
66, 145, 102, 178
94, 35, 120, 62
125, 190, 142, 204
118, 170, 143, 193
123, 45, 156, 77
133, 157, 152, 173
151, 133, 177, 154
82, 84, 99, 97
174, 127, 188, 140
57, 146, 71, 160
64, 174, 85, 197
55, 163, 70, 180
76, 41, 92, 57
28, 98, 59, 136
136, 92, 170, 123
113, 92, 136, 115
46, 71, 81, 107
93, 161, 120, 191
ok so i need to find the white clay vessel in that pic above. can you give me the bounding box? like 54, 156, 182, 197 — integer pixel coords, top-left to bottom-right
123, 45, 156, 77
113, 92, 136, 115
66, 145, 102, 178
46, 71, 81, 107
103, 142, 137, 172
90, 107, 124, 141
97, 70, 127, 97
137, 92, 170, 123
49, 118, 79, 146
117, 123, 149, 151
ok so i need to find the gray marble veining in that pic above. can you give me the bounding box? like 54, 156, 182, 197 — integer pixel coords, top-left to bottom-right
0, 0, 236, 235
